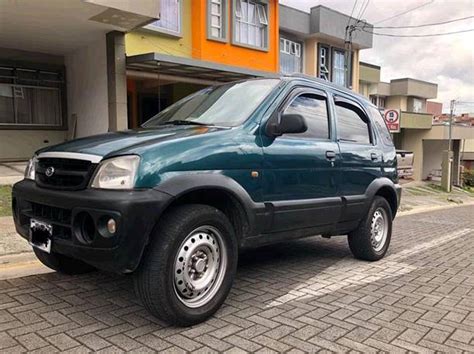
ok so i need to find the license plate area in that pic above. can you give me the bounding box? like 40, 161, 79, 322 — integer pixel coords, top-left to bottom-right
30, 219, 52, 253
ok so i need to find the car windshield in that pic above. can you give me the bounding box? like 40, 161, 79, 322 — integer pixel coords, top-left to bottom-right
142, 79, 280, 128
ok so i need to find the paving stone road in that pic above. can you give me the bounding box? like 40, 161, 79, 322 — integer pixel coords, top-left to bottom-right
0, 205, 473, 353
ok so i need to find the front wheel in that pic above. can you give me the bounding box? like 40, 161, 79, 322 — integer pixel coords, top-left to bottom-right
348, 196, 392, 261
134, 204, 238, 326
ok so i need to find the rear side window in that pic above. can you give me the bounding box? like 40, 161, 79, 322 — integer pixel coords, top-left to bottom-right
368, 106, 394, 146
283, 93, 329, 139
335, 100, 371, 144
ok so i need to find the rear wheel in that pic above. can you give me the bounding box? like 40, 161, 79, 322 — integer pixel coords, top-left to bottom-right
33, 248, 96, 274
348, 196, 392, 261
134, 204, 237, 326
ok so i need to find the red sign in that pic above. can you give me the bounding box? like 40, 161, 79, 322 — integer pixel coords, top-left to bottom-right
384, 109, 400, 133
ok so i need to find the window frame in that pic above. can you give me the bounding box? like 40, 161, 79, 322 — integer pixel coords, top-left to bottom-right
317, 44, 332, 82
279, 37, 303, 74
317, 44, 353, 88
232, 0, 270, 52
333, 95, 375, 146
271, 87, 331, 141
144, 0, 183, 38
207, 0, 228, 42
331, 48, 347, 87
0, 62, 67, 131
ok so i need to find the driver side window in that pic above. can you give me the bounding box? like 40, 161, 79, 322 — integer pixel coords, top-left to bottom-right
283, 93, 329, 139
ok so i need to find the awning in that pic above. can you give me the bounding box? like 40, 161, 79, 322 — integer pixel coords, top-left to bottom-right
126, 53, 278, 84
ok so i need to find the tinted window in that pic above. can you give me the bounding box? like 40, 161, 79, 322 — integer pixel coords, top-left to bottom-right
284, 93, 329, 139
368, 106, 393, 146
335, 101, 371, 144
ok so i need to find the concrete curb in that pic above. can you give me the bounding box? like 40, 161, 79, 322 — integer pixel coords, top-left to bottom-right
0, 252, 52, 280
398, 200, 474, 217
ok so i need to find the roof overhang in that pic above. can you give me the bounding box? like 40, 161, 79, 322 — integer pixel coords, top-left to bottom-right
0, 0, 159, 55
279, 4, 373, 49
126, 53, 278, 84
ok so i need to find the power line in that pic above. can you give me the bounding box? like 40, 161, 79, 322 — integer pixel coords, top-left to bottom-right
372, 15, 474, 29
346, 0, 359, 28
356, 0, 369, 23
361, 27, 474, 37
373, 0, 435, 25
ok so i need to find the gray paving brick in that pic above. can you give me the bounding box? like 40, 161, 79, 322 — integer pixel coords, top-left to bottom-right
15, 333, 49, 351
76, 333, 111, 351
135, 334, 172, 351
449, 329, 474, 344
0, 332, 19, 350
45, 333, 81, 351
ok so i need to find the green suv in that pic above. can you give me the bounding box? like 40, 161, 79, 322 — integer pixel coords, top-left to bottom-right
12, 77, 401, 326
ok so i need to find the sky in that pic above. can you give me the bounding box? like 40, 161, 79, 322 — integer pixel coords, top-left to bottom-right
280, 0, 474, 113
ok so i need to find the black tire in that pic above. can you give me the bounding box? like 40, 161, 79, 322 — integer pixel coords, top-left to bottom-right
33, 248, 96, 275
134, 204, 238, 326
348, 196, 392, 261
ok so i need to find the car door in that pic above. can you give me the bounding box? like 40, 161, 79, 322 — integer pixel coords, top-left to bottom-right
261, 87, 341, 233
332, 95, 382, 222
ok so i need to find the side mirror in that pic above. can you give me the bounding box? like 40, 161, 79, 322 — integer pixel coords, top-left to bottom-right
266, 113, 307, 137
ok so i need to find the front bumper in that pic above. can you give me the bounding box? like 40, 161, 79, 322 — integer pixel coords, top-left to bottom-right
12, 180, 172, 273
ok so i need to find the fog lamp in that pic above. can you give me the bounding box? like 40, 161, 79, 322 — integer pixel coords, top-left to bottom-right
107, 218, 117, 234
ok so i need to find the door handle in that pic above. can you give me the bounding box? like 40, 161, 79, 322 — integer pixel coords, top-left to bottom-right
326, 150, 336, 160
371, 153, 378, 161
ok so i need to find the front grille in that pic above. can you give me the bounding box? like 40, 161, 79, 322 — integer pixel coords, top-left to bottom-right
36, 158, 96, 190
19, 201, 72, 239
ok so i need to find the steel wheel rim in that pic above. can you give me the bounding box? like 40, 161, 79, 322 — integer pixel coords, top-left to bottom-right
173, 225, 227, 308
370, 207, 388, 252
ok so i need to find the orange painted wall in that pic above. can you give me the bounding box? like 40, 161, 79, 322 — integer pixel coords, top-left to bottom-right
191, 0, 279, 73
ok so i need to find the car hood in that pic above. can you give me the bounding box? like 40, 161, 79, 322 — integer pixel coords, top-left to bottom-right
40, 125, 225, 158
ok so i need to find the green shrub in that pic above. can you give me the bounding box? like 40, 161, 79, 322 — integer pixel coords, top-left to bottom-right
462, 169, 474, 187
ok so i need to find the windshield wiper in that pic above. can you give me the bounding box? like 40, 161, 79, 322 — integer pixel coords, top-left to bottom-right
161, 120, 212, 126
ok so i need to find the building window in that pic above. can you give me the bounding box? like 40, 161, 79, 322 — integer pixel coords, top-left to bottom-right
0, 67, 64, 128
146, 0, 181, 35
233, 0, 269, 50
318, 45, 352, 88
378, 96, 386, 109
370, 95, 386, 109
413, 98, 423, 113
318, 45, 330, 81
332, 49, 346, 87
208, 0, 227, 41
280, 38, 302, 74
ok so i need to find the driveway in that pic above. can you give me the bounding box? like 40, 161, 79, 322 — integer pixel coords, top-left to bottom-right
0, 206, 473, 352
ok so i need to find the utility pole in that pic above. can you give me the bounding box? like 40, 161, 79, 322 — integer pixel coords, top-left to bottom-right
448, 99, 455, 151
344, 25, 355, 89
442, 99, 455, 192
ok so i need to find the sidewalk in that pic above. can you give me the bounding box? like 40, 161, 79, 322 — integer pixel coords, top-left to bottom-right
0, 162, 26, 185
399, 180, 474, 213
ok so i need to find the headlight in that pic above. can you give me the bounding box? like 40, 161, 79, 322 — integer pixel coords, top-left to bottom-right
24, 155, 37, 180
90, 155, 140, 189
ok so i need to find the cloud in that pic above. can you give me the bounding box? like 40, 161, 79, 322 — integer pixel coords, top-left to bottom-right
281, 0, 474, 112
